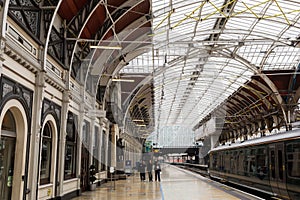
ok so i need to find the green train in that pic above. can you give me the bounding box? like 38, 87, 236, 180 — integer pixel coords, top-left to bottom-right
209, 129, 300, 200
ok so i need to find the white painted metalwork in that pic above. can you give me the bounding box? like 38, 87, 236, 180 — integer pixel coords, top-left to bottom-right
121, 0, 300, 146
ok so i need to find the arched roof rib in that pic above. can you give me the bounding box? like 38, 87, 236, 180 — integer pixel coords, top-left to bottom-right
121, 0, 300, 138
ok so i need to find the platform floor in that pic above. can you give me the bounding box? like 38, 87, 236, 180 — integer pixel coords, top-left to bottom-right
72, 164, 262, 200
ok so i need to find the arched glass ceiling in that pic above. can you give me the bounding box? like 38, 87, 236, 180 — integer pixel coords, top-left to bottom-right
121, 0, 300, 135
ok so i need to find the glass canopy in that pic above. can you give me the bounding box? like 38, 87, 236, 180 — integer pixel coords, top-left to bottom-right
121, 0, 300, 144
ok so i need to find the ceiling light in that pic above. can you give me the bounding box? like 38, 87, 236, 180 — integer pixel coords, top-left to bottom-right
90, 45, 122, 50
112, 78, 135, 82
133, 119, 144, 122
136, 124, 146, 127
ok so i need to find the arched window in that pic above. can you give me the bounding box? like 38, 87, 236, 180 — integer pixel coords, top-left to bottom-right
40, 122, 52, 185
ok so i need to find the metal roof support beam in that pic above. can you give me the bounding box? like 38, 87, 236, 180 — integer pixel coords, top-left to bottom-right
219, 49, 289, 130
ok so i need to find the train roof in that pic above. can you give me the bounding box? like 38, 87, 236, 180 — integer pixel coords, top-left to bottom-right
210, 128, 300, 152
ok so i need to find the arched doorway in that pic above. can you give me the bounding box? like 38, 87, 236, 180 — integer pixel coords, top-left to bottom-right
0, 110, 16, 200
0, 100, 28, 200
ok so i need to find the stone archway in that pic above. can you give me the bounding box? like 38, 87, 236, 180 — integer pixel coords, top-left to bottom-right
0, 99, 28, 200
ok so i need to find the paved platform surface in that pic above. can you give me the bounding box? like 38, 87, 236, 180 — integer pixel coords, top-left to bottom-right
72, 164, 262, 200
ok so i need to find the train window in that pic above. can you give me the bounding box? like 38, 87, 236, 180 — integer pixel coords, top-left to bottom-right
248, 149, 256, 175
286, 143, 300, 178
278, 150, 283, 180
211, 153, 218, 170
224, 151, 231, 172
270, 150, 275, 179
218, 152, 224, 171
256, 148, 267, 179
231, 151, 237, 174
237, 149, 244, 175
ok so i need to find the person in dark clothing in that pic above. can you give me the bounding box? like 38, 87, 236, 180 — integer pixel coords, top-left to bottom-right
138, 160, 146, 181
154, 161, 161, 182
147, 160, 153, 182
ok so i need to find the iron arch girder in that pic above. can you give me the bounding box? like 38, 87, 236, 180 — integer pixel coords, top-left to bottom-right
219, 48, 288, 128
293, 85, 300, 108
69, 14, 151, 111
243, 84, 270, 111
251, 79, 276, 109
79, 10, 151, 99
122, 75, 153, 129
96, 32, 151, 87
66, 0, 104, 66
237, 89, 266, 116
230, 95, 257, 120
258, 13, 300, 70
70, 0, 147, 78
69, 4, 129, 77
227, 98, 249, 116
66, 0, 103, 38
79, 0, 143, 72
90, 15, 151, 76
96, 32, 151, 92
287, 69, 300, 109
43, 0, 64, 71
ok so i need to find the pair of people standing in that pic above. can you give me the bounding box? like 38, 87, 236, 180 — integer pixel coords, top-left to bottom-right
138, 160, 161, 182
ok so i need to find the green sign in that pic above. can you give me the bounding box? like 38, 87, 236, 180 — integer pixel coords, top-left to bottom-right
145, 141, 152, 152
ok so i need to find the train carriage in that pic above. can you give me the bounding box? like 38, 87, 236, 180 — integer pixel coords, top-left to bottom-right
209, 129, 300, 200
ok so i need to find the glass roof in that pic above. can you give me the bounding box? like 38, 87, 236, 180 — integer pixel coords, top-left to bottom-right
121, 0, 300, 141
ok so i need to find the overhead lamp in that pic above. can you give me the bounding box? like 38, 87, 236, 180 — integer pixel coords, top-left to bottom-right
112, 78, 135, 82
90, 45, 122, 50
133, 119, 144, 122
136, 124, 146, 127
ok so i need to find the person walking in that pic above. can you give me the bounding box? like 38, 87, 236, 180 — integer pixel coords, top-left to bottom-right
154, 161, 161, 182
147, 160, 153, 182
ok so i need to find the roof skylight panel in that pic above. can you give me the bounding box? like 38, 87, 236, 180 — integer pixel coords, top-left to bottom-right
225, 17, 256, 32
282, 27, 300, 43
152, 0, 171, 15
263, 47, 300, 70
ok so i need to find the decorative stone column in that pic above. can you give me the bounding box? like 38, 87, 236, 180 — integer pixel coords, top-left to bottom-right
110, 124, 118, 169
56, 90, 69, 196
27, 71, 45, 200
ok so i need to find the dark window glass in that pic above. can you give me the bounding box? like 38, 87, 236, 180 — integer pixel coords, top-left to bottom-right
286, 143, 300, 178
256, 147, 268, 179
236, 150, 244, 175
278, 150, 283, 180
64, 112, 77, 180
40, 122, 52, 185
224, 151, 231, 173
270, 150, 275, 179
230, 151, 235, 174
82, 120, 89, 146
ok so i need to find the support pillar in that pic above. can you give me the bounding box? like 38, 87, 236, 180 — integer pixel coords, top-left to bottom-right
105, 128, 109, 170
27, 71, 45, 200
56, 90, 69, 197
110, 124, 118, 169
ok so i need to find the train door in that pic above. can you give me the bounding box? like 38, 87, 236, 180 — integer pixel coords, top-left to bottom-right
269, 143, 289, 199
